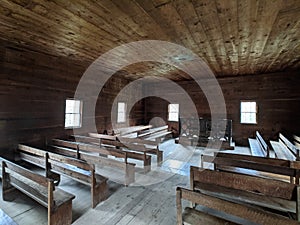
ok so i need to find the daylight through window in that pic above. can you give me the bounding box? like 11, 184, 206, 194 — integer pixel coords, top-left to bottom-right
240, 101, 257, 124
168, 103, 179, 122
65, 99, 82, 128
117, 102, 126, 123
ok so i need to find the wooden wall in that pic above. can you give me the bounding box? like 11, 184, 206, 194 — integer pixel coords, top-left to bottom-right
0, 40, 143, 157
143, 71, 300, 146
1, 38, 298, 155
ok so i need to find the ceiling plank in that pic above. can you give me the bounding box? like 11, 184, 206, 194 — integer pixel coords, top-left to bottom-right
192, 0, 234, 75
246, 0, 283, 74
215, 0, 239, 75
173, 0, 222, 75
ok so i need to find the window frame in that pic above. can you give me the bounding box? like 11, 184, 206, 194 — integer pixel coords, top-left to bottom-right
168, 103, 179, 122
64, 99, 83, 129
117, 102, 127, 123
240, 101, 257, 124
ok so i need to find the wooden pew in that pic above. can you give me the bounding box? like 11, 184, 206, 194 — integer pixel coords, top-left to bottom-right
1, 157, 75, 225
75, 134, 162, 164
115, 125, 152, 137
88, 133, 117, 142
176, 187, 299, 225
248, 131, 269, 157
17, 144, 108, 208
78, 135, 152, 172
118, 137, 163, 164
138, 125, 172, 142
48, 141, 135, 186
201, 152, 300, 184
190, 166, 300, 221
270, 133, 299, 161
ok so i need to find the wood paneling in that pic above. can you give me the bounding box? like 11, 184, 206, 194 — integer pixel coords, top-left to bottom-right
0, 40, 144, 156
0, 1, 299, 154
0, 0, 299, 79
144, 71, 300, 146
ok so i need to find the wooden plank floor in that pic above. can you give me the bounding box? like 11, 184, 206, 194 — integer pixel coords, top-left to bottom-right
0, 140, 257, 225
0, 209, 18, 225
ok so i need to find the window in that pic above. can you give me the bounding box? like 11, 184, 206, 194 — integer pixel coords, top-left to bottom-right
240, 101, 257, 124
117, 102, 126, 123
65, 99, 82, 128
168, 103, 179, 122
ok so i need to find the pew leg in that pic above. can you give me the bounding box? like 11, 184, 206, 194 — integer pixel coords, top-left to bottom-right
49, 200, 73, 225
2, 171, 18, 201
157, 151, 163, 165
125, 164, 135, 186
144, 157, 151, 173
2, 186, 18, 201
176, 188, 183, 225
296, 171, 300, 185
297, 186, 300, 222
91, 180, 108, 208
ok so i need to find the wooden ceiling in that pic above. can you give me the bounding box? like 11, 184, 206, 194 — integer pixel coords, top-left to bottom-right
0, 0, 299, 80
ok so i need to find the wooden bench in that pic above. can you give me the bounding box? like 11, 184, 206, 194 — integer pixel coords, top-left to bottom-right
75, 134, 161, 165
1, 157, 75, 225
248, 131, 269, 157
270, 133, 299, 161
201, 152, 300, 184
80, 135, 152, 172
118, 137, 163, 164
190, 166, 300, 221
88, 133, 117, 142
17, 144, 108, 208
138, 125, 172, 142
115, 125, 152, 137
176, 187, 299, 225
48, 141, 135, 186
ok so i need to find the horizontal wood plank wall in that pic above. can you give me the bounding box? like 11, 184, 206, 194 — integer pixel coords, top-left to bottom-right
143, 71, 300, 146
0, 40, 144, 157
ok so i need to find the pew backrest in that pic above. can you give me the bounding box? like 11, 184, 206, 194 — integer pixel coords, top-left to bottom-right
201, 152, 298, 183
176, 187, 299, 225
248, 131, 269, 157
270, 133, 299, 161
190, 166, 300, 221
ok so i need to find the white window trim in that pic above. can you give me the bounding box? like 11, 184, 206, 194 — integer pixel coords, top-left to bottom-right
240, 101, 257, 124
65, 99, 83, 129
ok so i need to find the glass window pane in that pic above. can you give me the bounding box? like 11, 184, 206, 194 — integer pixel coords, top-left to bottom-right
73, 100, 81, 113
241, 102, 250, 112
249, 102, 256, 112
169, 104, 179, 113
66, 99, 81, 113
65, 100, 74, 114
169, 112, 178, 121
118, 113, 125, 123
241, 112, 256, 124
118, 102, 125, 112
65, 114, 81, 127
